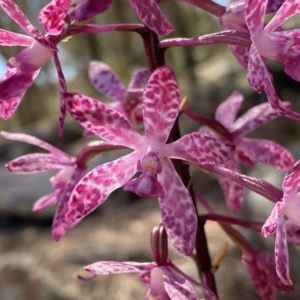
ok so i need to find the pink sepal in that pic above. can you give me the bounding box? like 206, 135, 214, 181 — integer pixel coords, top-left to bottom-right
164, 132, 234, 166
33, 190, 60, 212
128, 0, 173, 36
0, 29, 33, 46
64, 151, 141, 226
262, 202, 285, 237
157, 158, 196, 255
65, 92, 146, 150
143, 66, 180, 145
275, 215, 292, 285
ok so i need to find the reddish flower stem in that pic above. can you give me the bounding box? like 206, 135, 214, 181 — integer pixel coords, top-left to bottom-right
180, 0, 226, 17
140, 26, 218, 297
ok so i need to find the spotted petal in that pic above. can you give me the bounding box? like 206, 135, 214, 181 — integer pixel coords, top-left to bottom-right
164, 132, 234, 166
238, 138, 294, 170
232, 102, 287, 138
66, 92, 145, 150
143, 66, 180, 145
84, 261, 154, 275
245, 0, 266, 38
0, 0, 42, 37
128, 0, 173, 36
52, 165, 87, 241
5, 153, 74, 174
285, 220, 300, 245
38, 0, 71, 35
64, 151, 141, 226
0, 29, 33, 46
265, 0, 300, 33
219, 159, 244, 213
88, 61, 126, 102
275, 215, 291, 285
162, 266, 199, 300
262, 202, 285, 237
157, 158, 196, 255
282, 160, 300, 201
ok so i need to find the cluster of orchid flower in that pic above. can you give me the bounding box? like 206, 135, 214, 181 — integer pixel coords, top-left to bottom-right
1, 0, 300, 299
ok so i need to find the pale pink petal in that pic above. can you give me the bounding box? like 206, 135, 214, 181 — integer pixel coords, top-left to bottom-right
143, 66, 180, 145
285, 220, 300, 245
38, 0, 71, 35
215, 91, 243, 128
238, 138, 294, 170
0, 29, 33, 46
128, 0, 173, 36
244, 0, 266, 38
164, 132, 234, 165
33, 190, 60, 212
232, 102, 287, 138
265, 0, 300, 33
70, 0, 112, 21
65, 92, 146, 150
52, 165, 87, 241
88, 61, 126, 102
157, 158, 196, 255
64, 151, 141, 226
84, 261, 154, 275
161, 266, 199, 300
1, 131, 71, 159
0, 0, 42, 38
219, 159, 244, 213
128, 68, 150, 89
6, 153, 73, 174
262, 202, 285, 237
275, 215, 291, 285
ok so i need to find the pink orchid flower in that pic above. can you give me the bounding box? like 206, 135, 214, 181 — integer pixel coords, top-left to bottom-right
80, 259, 216, 300
88, 61, 150, 131
65, 66, 234, 255
1, 131, 81, 241
128, 0, 173, 35
262, 160, 300, 285
0, 0, 58, 120
244, 0, 300, 120
242, 250, 294, 299
198, 91, 294, 212
38, 0, 113, 36
1, 131, 122, 241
